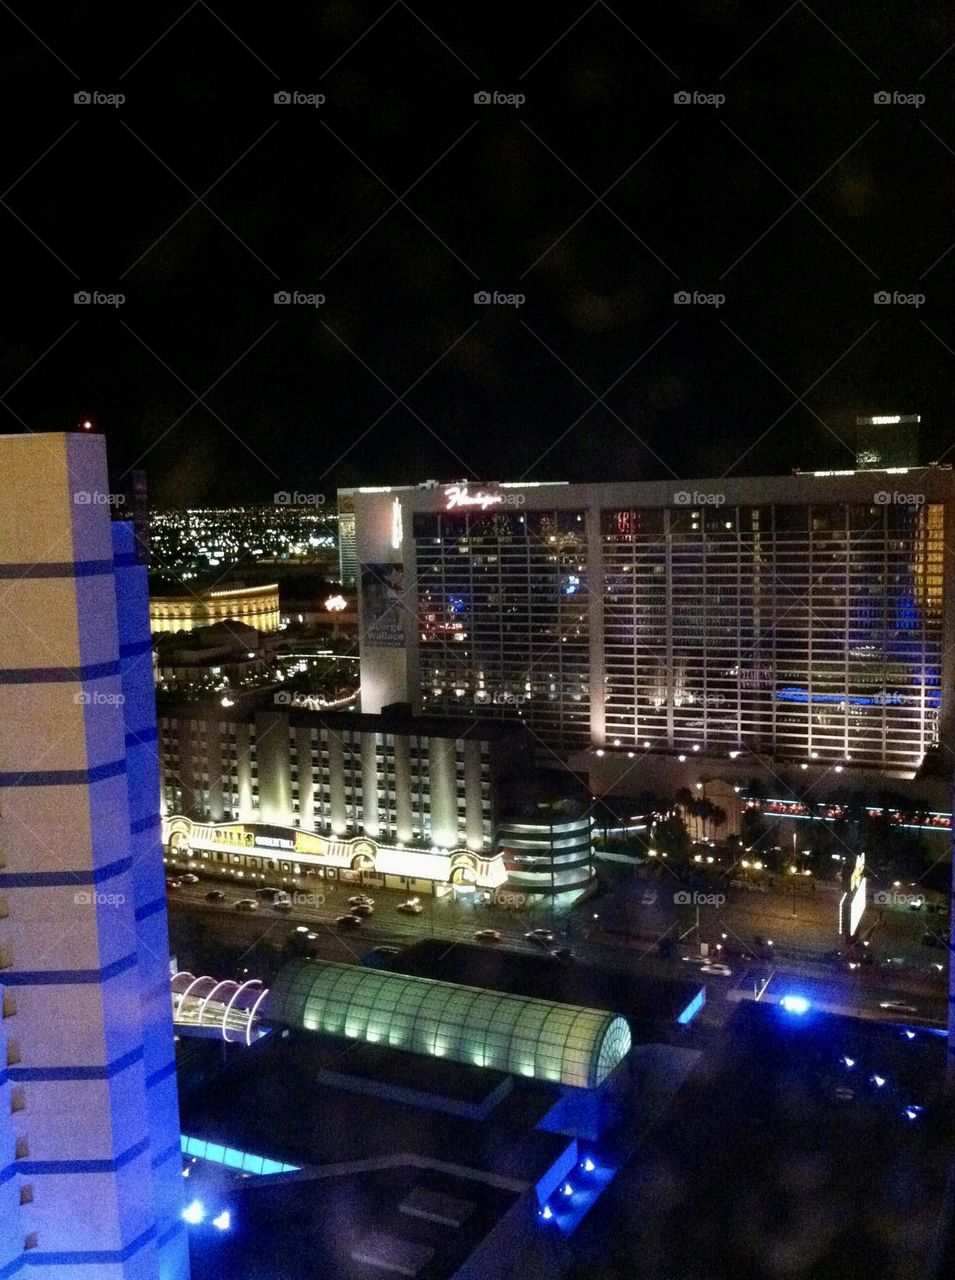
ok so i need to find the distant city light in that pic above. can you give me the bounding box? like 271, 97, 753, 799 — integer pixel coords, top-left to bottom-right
325, 594, 347, 611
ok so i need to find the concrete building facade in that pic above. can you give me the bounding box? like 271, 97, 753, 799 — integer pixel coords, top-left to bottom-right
0, 433, 188, 1279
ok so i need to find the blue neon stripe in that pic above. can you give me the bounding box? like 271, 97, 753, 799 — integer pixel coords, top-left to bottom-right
0, 758, 126, 788
156, 1218, 188, 1249
2, 952, 137, 985
9, 1045, 143, 1083
150, 1139, 183, 1169
112, 552, 140, 568
0, 856, 131, 889
126, 726, 158, 747
0, 659, 121, 684
119, 638, 153, 658
21, 1134, 150, 1175
130, 811, 161, 835
677, 989, 706, 1025
0, 559, 114, 580
0, 1255, 22, 1279
23, 1221, 156, 1265
134, 895, 167, 923
145, 1058, 177, 1089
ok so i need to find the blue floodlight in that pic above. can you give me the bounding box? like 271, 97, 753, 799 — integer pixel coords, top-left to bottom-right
871, 1074, 886, 1088
841, 1056, 856, 1068
212, 1209, 231, 1231
562, 1182, 573, 1197
780, 994, 810, 1015
903, 1105, 923, 1121
582, 1158, 595, 1173
182, 1200, 206, 1225
540, 1205, 553, 1221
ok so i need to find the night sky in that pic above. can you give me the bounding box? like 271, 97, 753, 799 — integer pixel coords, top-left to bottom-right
0, 1, 952, 506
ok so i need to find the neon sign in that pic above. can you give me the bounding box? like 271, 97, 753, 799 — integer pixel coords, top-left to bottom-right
444, 484, 503, 511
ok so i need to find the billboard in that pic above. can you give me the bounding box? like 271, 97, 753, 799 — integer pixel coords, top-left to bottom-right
361, 562, 406, 647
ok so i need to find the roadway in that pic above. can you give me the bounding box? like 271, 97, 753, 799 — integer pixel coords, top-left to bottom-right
166, 866, 949, 1030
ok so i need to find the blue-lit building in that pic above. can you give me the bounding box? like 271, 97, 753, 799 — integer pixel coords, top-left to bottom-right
0, 433, 188, 1278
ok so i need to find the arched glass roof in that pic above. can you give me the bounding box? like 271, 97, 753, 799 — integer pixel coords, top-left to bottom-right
264, 959, 631, 1089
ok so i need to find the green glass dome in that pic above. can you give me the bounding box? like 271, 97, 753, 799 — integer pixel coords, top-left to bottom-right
265, 959, 631, 1089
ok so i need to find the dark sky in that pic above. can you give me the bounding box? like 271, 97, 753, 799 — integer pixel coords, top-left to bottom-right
0, 1, 952, 505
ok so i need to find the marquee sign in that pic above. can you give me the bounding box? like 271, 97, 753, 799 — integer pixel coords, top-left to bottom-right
163, 817, 507, 888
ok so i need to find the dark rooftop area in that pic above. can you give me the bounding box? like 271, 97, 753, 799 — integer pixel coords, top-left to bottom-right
383, 938, 703, 1034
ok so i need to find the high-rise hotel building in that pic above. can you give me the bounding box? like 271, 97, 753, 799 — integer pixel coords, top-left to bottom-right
0, 433, 188, 1279
355, 472, 955, 788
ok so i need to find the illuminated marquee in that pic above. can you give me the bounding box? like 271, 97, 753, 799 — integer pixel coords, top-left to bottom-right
163, 817, 507, 888
443, 484, 503, 512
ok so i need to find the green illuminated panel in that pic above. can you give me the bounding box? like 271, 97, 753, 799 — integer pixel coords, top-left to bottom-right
265, 960, 631, 1089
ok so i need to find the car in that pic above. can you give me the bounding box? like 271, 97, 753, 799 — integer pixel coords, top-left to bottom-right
255, 887, 284, 901
165, 879, 182, 891
351, 902, 374, 916
204, 889, 226, 902
397, 900, 423, 915
879, 1001, 918, 1014
551, 947, 576, 961
680, 955, 708, 966
701, 963, 732, 977
367, 945, 401, 959
335, 914, 363, 928
349, 895, 374, 907
180, 873, 199, 884
233, 899, 259, 912
525, 929, 557, 946
473, 929, 502, 944
273, 896, 293, 911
